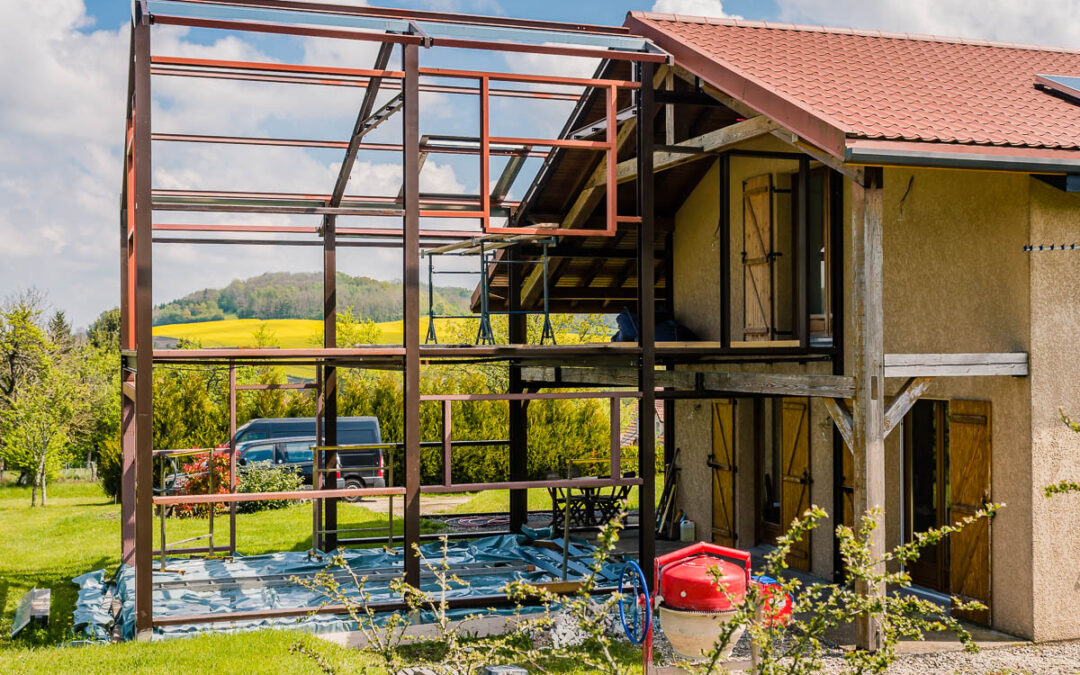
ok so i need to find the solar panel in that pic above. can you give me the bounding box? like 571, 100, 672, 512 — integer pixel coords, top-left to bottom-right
1035, 74, 1080, 103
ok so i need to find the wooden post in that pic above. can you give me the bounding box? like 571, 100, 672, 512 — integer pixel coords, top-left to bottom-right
402, 43, 422, 588
852, 167, 884, 651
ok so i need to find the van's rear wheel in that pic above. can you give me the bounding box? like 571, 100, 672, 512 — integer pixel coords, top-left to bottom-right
343, 477, 365, 503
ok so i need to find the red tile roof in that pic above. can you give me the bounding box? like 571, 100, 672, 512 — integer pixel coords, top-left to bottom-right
627, 13, 1080, 155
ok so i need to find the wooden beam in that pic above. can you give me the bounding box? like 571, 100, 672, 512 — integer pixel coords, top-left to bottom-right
851, 167, 885, 651
667, 65, 862, 182
883, 377, 934, 437
823, 397, 854, 452
883, 353, 1028, 378
586, 115, 779, 189
521, 366, 854, 398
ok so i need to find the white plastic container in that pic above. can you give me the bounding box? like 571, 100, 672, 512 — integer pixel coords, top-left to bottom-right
679, 519, 696, 542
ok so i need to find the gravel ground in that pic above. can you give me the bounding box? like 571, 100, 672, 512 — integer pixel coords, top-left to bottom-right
818, 641, 1080, 675
649, 629, 1080, 674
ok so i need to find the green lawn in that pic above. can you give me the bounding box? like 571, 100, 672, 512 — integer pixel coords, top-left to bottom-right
449, 483, 655, 515
0, 480, 644, 673
0, 480, 418, 646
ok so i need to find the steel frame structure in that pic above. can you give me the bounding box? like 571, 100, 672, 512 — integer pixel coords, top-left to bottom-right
120, 0, 662, 638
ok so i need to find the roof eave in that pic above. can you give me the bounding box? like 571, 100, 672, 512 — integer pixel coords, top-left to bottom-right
845, 139, 1080, 174
625, 13, 849, 160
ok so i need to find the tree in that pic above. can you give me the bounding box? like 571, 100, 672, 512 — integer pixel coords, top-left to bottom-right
2, 347, 91, 505
87, 307, 121, 350
0, 290, 49, 402
47, 310, 74, 352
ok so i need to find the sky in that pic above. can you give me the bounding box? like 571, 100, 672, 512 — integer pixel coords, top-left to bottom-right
3, 0, 1079, 327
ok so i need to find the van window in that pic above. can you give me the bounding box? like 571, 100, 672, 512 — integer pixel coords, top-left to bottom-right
341, 428, 378, 445
243, 444, 276, 464
283, 441, 313, 463
277, 420, 314, 438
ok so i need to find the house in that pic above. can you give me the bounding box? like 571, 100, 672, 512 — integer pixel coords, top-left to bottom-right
508, 13, 1080, 643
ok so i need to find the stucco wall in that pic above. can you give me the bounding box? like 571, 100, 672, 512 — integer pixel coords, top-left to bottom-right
1028, 179, 1080, 641
877, 167, 1033, 639
670, 155, 1040, 637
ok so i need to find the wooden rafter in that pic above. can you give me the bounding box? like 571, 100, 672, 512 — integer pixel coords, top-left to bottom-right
667, 65, 862, 182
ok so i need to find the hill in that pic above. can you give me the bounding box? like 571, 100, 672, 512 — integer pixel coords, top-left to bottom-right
153, 272, 471, 326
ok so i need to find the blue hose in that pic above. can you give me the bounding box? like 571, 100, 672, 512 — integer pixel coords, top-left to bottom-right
618, 560, 651, 644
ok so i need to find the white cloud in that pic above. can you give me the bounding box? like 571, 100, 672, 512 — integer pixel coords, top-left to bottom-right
0, 1, 472, 327
650, 0, 740, 18
775, 0, 1080, 49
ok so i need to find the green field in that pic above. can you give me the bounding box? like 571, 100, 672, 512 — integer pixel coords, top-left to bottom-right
0, 479, 641, 673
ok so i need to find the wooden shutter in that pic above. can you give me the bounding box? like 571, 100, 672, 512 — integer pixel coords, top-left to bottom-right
948, 399, 992, 625
781, 397, 811, 570
743, 174, 774, 341
710, 399, 737, 547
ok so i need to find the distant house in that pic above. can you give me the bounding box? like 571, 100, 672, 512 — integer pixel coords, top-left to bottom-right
509, 14, 1080, 642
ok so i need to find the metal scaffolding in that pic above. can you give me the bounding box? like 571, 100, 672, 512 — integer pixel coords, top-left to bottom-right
120, 0, 662, 637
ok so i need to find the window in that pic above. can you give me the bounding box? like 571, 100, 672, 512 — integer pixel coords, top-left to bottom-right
242, 444, 276, 465
283, 441, 313, 463
736, 165, 832, 345
903, 400, 950, 592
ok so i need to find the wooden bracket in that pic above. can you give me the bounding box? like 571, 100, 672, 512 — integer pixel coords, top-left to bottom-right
883, 377, 934, 437
823, 397, 853, 453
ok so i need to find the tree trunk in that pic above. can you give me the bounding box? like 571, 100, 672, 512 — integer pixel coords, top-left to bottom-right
33, 444, 48, 507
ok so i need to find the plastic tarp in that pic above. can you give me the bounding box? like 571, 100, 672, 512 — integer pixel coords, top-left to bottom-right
76, 534, 622, 641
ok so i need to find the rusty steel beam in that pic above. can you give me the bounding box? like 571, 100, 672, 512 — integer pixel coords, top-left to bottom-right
165, 0, 634, 34
132, 4, 155, 638
402, 43, 422, 589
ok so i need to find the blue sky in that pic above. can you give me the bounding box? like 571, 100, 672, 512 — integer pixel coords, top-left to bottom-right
3, 0, 1078, 327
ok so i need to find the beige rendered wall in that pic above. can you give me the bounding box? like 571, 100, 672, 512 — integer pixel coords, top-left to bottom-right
1028, 179, 1080, 641
670, 155, 1038, 636
876, 167, 1033, 639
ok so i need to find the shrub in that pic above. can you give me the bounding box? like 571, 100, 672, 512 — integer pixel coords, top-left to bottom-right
98, 434, 123, 502
236, 462, 304, 513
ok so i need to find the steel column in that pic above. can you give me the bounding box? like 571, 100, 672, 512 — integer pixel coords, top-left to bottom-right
795, 156, 810, 348
508, 246, 528, 532
228, 362, 237, 555
402, 43, 422, 588
635, 60, 657, 586
132, 4, 155, 638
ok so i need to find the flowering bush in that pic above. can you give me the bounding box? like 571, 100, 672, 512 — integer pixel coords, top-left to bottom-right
172, 450, 232, 518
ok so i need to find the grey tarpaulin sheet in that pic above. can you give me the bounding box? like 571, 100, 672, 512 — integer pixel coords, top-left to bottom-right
75, 534, 621, 641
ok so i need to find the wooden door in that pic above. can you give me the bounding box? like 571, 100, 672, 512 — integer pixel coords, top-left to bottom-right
743, 174, 774, 341
948, 399, 992, 625
711, 399, 737, 547
781, 397, 811, 570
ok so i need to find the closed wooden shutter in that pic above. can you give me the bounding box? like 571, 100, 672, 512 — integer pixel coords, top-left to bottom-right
781, 397, 811, 570
948, 399, 992, 625
743, 174, 774, 341
710, 399, 737, 547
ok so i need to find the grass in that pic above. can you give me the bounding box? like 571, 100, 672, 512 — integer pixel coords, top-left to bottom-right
449, 483, 653, 515
0, 480, 644, 673
0, 480, 419, 646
